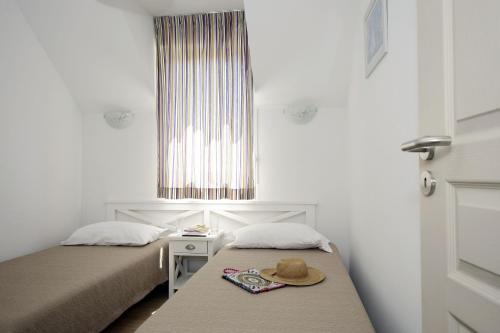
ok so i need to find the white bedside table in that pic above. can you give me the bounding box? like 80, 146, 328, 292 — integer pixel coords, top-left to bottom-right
167, 232, 222, 297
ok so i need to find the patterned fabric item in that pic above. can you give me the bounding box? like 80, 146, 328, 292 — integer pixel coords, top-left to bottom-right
222, 268, 286, 294
154, 11, 255, 200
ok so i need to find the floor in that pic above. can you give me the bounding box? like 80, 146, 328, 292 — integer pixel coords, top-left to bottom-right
102, 284, 169, 332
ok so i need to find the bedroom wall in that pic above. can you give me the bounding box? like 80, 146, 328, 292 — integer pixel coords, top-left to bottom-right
257, 106, 350, 262
347, 0, 421, 332
0, 0, 82, 262
79, 0, 354, 264
82, 112, 156, 224
81, 107, 351, 263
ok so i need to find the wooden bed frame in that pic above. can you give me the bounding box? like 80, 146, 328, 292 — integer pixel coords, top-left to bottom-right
105, 200, 317, 232
106, 200, 317, 298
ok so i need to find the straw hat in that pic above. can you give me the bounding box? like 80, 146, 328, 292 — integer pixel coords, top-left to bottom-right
260, 258, 325, 286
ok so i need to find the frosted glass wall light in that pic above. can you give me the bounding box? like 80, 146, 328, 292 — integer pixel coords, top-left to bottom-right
104, 110, 135, 129
283, 105, 318, 124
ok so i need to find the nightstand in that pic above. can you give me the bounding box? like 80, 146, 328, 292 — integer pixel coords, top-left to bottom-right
167, 232, 222, 297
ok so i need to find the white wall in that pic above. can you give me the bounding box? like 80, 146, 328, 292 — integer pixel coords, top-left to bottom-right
78, 0, 354, 264
82, 112, 156, 224
242, 0, 355, 263
0, 0, 82, 262
81, 108, 351, 263
257, 107, 350, 262
347, 0, 421, 332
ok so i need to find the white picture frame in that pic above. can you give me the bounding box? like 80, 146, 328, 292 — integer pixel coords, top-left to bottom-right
364, 0, 388, 77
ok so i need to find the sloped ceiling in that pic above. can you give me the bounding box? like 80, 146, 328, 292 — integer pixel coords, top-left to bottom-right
16, 0, 357, 113
17, 0, 155, 114
245, 0, 358, 108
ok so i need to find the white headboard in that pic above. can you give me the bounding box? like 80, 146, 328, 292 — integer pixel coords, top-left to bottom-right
105, 201, 316, 233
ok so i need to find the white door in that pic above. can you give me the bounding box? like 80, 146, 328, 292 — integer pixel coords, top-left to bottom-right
411, 0, 500, 332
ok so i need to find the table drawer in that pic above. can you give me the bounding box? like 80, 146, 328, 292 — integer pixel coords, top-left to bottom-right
171, 240, 208, 254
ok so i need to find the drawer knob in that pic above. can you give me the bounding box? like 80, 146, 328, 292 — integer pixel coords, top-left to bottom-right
185, 244, 196, 251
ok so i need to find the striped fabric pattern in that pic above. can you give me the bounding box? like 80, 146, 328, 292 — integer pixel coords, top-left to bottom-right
155, 11, 255, 200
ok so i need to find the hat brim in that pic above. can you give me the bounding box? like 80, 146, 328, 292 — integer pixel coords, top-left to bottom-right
260, 267, 325, 286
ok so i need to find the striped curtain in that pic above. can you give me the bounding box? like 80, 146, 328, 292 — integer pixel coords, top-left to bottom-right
154, 11, 255, 200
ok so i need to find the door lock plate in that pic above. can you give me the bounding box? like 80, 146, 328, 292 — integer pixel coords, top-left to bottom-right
420, 170, 436, 196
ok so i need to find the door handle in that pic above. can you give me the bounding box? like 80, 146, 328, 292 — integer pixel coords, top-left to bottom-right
401, 135, 451, 160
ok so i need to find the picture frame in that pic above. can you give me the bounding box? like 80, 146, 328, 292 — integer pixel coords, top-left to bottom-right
364, 0, 388, 77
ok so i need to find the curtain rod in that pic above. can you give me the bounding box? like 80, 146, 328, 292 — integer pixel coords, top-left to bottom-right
155, 9, 244, 19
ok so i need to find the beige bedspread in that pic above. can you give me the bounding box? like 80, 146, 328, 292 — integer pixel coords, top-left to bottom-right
137, 246, 374, 333
0, 239, 168, 333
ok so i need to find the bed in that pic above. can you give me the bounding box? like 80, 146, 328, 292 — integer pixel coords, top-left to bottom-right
0, 202, 373, 332
0, 238, 168, 333
103, 201, 374, 333
136, 246, 374, 333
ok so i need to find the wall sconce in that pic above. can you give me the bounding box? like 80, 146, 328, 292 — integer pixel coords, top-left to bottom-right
103, 110, 135, 129
283, 105, 318, 124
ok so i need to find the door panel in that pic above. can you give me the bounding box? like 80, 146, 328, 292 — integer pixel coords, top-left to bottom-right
453, 0, 500, 122
418, 0, 500, 332
457, 199, 500, 277
448, 278, 500, 333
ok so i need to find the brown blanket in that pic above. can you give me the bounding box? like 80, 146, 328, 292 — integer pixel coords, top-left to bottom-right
0, 239, 168, 333
137, 246, 374, 333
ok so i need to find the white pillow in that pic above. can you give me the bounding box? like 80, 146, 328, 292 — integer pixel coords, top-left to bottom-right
227, 223, 332, 252
61, 221, 165, 246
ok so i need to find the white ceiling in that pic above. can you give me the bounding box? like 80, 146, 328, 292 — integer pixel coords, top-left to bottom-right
16, 0, 358, 113
245, 0, 358, 108
17, 0, 156, 114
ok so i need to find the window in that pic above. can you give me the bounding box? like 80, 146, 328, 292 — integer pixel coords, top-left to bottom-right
155, 11, 254, 200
